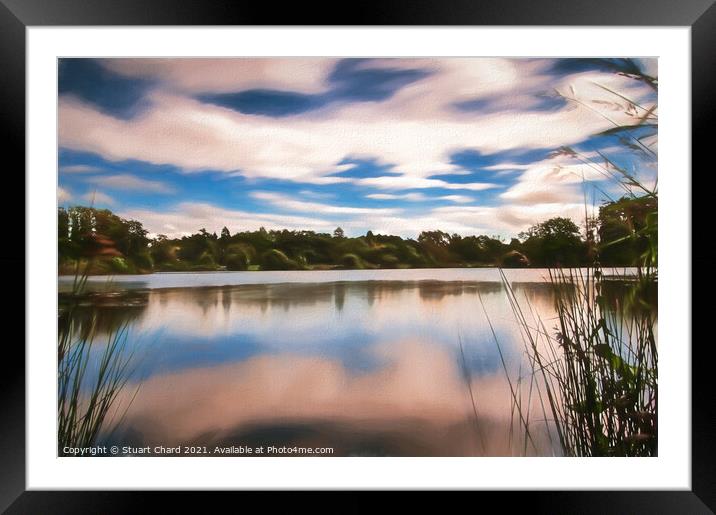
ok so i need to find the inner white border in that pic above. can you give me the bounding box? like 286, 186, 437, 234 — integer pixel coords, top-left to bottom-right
27, 27, 690, 490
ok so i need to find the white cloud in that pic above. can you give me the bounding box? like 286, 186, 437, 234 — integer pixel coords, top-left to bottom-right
366, 192, 473, 204
356, 176, 496, 191
298, 189, 335, 200
482, 163, 532, 171
251, 191, 401, 216
60, 164, 106, 174
294, 176, 353, 185
82, 191, 115, 206
438, 195, 473, 204
121, 202, 338, 238
429, 202, 597, 236
352, 58, 555, 118
86, 174, 175, 194
58, 186, 72, 204
124, 196, 596, 240
500, 161, 608, 205
58, 60, 656, 186
366, 193, 427, 201
102, 58, 337, 94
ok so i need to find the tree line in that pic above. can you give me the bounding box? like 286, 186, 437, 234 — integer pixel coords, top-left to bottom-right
58, 195, 656, 274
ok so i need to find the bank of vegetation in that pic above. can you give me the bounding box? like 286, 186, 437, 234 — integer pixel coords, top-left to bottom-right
58, 195, 655, 275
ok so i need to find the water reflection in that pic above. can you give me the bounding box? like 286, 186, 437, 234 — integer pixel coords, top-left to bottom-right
110, 339, 553, 456
60, 272, 641, 456
58, 290, 148, 340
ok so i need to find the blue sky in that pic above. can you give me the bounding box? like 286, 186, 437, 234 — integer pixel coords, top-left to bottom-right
58, 57, 657, 238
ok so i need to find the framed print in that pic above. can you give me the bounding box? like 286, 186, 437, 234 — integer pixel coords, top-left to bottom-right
3, 0, 713, 511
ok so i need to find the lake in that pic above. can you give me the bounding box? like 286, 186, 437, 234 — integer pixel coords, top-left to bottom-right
58, 268, 638, 457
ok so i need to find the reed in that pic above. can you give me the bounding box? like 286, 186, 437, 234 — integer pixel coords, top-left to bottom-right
58, 262, 139, 453
495, 69, 658, 456
501, 266, 657, 457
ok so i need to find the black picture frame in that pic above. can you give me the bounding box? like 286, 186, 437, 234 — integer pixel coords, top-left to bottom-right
2, 0, 711, 511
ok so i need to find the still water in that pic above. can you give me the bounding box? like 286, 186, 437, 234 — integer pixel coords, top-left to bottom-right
58, 268, 635, 457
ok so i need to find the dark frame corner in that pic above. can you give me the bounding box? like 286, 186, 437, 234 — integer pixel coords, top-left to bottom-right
3, 0, 714, 512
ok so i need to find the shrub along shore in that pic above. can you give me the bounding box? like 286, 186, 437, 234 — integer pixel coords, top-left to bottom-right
58, 195, 655, 275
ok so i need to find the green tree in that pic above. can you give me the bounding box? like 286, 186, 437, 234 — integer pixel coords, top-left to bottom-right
597, 196, 657, 266
520, 217, 586, 266
58, 206, 150, 272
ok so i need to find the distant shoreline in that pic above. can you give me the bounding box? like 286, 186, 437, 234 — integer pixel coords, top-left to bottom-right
58, 263, 646, 277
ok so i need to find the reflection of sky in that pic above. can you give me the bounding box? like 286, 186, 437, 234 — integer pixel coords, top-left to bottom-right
62, 271, 650, 455
73, 278, 558, 387
109, 339, 548, 455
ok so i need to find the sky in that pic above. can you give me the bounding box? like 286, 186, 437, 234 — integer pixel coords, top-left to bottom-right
57, 57, 657, 239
